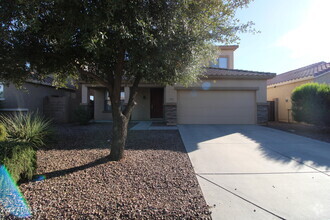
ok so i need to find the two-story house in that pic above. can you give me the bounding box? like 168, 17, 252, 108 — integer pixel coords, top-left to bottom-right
80, 46, 275, 125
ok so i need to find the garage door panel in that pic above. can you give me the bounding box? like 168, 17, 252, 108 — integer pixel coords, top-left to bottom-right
177, 91, 256, 124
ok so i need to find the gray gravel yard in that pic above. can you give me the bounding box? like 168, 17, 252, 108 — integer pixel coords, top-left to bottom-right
15, 123, 211, 219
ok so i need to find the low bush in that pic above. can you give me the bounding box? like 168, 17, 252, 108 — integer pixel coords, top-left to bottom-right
291, 83, 330, 126
0, 112, 52, 182
74, 106, 91, 125
0, 142, 36, 183
0, 112, 53, 148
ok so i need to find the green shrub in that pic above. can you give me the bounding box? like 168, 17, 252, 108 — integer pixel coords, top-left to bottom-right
291, 83, 330, 126
0, 142, 36, 183
0, 112, 53, 148
74, 106, 91, 125
0, 123, 7, 141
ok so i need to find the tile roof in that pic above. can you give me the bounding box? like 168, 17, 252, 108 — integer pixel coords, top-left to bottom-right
27, 76, 76, 90
219, 45, 239, 51
202, 67, 276, 79
267, 62, 330, 86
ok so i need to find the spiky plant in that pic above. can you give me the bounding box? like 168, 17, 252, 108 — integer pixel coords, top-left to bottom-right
0, 112, 53, 148
0, 123, 7, 141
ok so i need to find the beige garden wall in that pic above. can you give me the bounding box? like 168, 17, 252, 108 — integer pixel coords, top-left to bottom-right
2, 82, 74, 112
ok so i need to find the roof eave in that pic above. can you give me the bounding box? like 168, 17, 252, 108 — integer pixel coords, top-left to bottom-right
267, 76, 314, 87
201, 74, 276, 80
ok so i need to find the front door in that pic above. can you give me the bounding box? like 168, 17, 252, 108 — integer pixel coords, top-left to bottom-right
150, 88, 164, 118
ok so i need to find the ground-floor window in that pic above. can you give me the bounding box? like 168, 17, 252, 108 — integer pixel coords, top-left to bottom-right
104, 88, 125, 112
0, 83, 4, 99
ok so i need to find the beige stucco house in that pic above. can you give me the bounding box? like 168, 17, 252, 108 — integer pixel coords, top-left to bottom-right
81, 46, 275, 125
267, 62, 330, 122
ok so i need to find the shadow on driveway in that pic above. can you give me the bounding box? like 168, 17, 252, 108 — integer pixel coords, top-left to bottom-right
179, 124, 330, 171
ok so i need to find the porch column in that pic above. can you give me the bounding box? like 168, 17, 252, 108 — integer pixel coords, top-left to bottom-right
164, 86, 177, 125
81, 84, 88, 104
124, 86, 130, 104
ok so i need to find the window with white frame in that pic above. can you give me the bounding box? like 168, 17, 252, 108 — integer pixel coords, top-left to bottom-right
0, 83, 4, 99
104, 88, 125, 112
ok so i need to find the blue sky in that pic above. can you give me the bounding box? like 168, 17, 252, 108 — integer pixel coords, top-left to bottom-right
233, 0, 330, 74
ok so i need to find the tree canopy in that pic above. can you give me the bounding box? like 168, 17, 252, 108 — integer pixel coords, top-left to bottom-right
0, 0, 254, 160
1, 0, 253, 86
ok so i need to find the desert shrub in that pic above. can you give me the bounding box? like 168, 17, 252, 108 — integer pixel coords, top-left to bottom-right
0, 123, 7, 141
0, 142, 36, 183
74, 105, 91, 125
291, 83, 330, 126
0, 112, 53, 148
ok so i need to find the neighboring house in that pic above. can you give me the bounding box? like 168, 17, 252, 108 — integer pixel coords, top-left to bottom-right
81, 46, 275, 125
267, 61, 330, 122
0, 77, 80, 123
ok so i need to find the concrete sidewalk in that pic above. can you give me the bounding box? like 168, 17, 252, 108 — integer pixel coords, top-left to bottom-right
178, 125, 330, 220
130, 121, 177, 130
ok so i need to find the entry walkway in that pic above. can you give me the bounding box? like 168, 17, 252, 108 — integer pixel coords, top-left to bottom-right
130, 121, 177, 130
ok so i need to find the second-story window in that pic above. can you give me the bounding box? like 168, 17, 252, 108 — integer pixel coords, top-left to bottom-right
210, 57, 229, 68
219, 57, 228, 68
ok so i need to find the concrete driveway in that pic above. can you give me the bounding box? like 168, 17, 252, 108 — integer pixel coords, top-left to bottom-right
178, 125, 330, 220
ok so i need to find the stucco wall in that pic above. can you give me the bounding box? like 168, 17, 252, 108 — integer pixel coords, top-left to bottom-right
131, 88, 150, 120
267, 79, 312, 122
93, 88, 112, 121
2, 82, 74, 112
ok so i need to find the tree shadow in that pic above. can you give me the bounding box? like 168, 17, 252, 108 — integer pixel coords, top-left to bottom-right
20, 125, 186, 184
45, 123, 186, 153
19, 155, 111, 184
179, 124, 330, 170
29, 124, 330, 184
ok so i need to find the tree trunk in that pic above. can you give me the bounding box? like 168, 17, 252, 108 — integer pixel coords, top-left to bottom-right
109, 114, 128, 161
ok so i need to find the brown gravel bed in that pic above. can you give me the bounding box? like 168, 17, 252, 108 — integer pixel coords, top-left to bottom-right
265, 122, 330, 143
13, 123, 211, 219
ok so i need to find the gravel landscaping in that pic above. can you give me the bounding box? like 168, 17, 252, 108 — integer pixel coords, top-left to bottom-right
7, 123, 211, 219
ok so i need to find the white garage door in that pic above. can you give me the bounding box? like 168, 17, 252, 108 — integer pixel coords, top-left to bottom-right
177, 90, 256, 124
